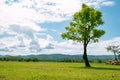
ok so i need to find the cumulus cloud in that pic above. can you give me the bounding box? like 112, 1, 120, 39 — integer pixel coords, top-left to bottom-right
0, 0, 115, 30
81, 0, 115, 8
0, 0, 116, 55
0, 33, 119, 55
0, 47, 13, 52
41, 37, 120, 55
9, 24, 36, 39
28, 40, 41, 53
0, 0, 115, 27
101, 1, 115, 6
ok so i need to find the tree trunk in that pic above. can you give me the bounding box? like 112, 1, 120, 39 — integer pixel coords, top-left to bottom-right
114, 52, 118, 61
83, 42, 91, 67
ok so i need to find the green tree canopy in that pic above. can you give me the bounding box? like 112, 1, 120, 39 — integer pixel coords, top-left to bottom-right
61, 4, 105, 67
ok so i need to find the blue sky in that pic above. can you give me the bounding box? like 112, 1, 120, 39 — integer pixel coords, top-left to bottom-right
0, 0, 120, 55
101, 0, 120, 40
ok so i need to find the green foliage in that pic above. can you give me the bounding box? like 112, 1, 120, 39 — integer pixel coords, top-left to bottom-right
61, 4, 105, 67
0, 56, 41, 62
61, 4, 105, 43
0, 62, 120, 80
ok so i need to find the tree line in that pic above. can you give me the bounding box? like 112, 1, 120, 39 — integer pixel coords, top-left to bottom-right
1, 55, 119, 63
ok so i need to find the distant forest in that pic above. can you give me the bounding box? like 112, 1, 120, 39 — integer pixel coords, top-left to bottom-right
0, 54, 119, 63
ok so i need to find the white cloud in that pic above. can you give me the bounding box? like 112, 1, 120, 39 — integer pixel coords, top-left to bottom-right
0, 0, 115, 30
102, 1, 115, 6
0, 3, 43, 31
28, 40, 41, 53
0, 0, 115, 27
81, 0, 115, 8
0, 0, 116, 55
0, 36, 20, 48
40, 37, 120, 55
0, 34, 120, 55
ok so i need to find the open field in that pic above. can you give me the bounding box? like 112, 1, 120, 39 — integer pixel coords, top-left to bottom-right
0, 62, 120, 80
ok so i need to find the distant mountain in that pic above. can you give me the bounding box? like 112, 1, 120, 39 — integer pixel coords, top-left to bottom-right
0, 54, 114, 61
20, 54, 82, 60
19, 54, 114, 60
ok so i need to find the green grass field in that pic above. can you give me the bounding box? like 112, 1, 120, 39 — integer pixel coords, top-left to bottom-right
0, 62, 120, 80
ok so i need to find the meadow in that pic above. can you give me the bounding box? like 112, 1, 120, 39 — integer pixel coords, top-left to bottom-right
0, 62, 120, 80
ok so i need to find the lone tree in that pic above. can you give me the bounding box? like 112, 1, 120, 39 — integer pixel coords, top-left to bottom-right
106, 45, 120, 61
61, 4, 105, 67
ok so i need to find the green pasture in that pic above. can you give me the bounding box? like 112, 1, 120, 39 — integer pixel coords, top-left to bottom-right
0, 62, 120, 80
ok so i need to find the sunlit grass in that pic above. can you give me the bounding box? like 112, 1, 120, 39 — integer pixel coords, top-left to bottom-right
0, 62, 120, 80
